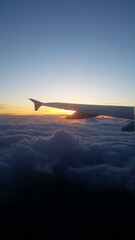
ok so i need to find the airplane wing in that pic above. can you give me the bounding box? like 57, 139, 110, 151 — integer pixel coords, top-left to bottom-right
29, 98, 134, 131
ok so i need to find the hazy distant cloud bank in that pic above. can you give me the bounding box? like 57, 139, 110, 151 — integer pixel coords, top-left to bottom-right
0, 115, 134, 199
0, 104, 7, 109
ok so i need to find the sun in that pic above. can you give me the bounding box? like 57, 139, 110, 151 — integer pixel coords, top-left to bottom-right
44, 107, 75, 116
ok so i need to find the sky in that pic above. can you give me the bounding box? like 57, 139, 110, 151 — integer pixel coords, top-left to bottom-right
0, 0, 135, 115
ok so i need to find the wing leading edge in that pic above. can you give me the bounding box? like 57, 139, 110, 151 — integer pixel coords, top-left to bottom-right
29, 98, 134, 131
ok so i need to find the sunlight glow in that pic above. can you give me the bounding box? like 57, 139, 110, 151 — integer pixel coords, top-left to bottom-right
96, 115, 113, 119
0, 105, 76, 116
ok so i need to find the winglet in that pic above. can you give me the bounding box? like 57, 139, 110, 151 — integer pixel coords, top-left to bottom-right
29, 98, 43, 111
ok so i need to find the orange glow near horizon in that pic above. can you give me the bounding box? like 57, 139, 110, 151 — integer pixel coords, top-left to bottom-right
96, 115, 113, 119
0, 105, 75, 116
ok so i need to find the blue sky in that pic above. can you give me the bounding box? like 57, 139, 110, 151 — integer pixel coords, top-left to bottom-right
0, 0, 135, 114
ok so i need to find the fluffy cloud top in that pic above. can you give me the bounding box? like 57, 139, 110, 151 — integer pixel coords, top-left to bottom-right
0, 115, 135, 239
0, 115, 134, 199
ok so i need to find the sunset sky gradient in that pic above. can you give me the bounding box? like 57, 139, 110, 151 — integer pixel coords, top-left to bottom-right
0, 0, 135, 115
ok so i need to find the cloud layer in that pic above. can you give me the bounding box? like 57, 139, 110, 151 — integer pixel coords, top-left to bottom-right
0, 115, 134, 199
0, 115, 135, 239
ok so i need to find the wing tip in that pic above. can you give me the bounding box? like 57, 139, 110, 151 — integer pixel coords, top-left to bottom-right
29, 98, 42, 111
